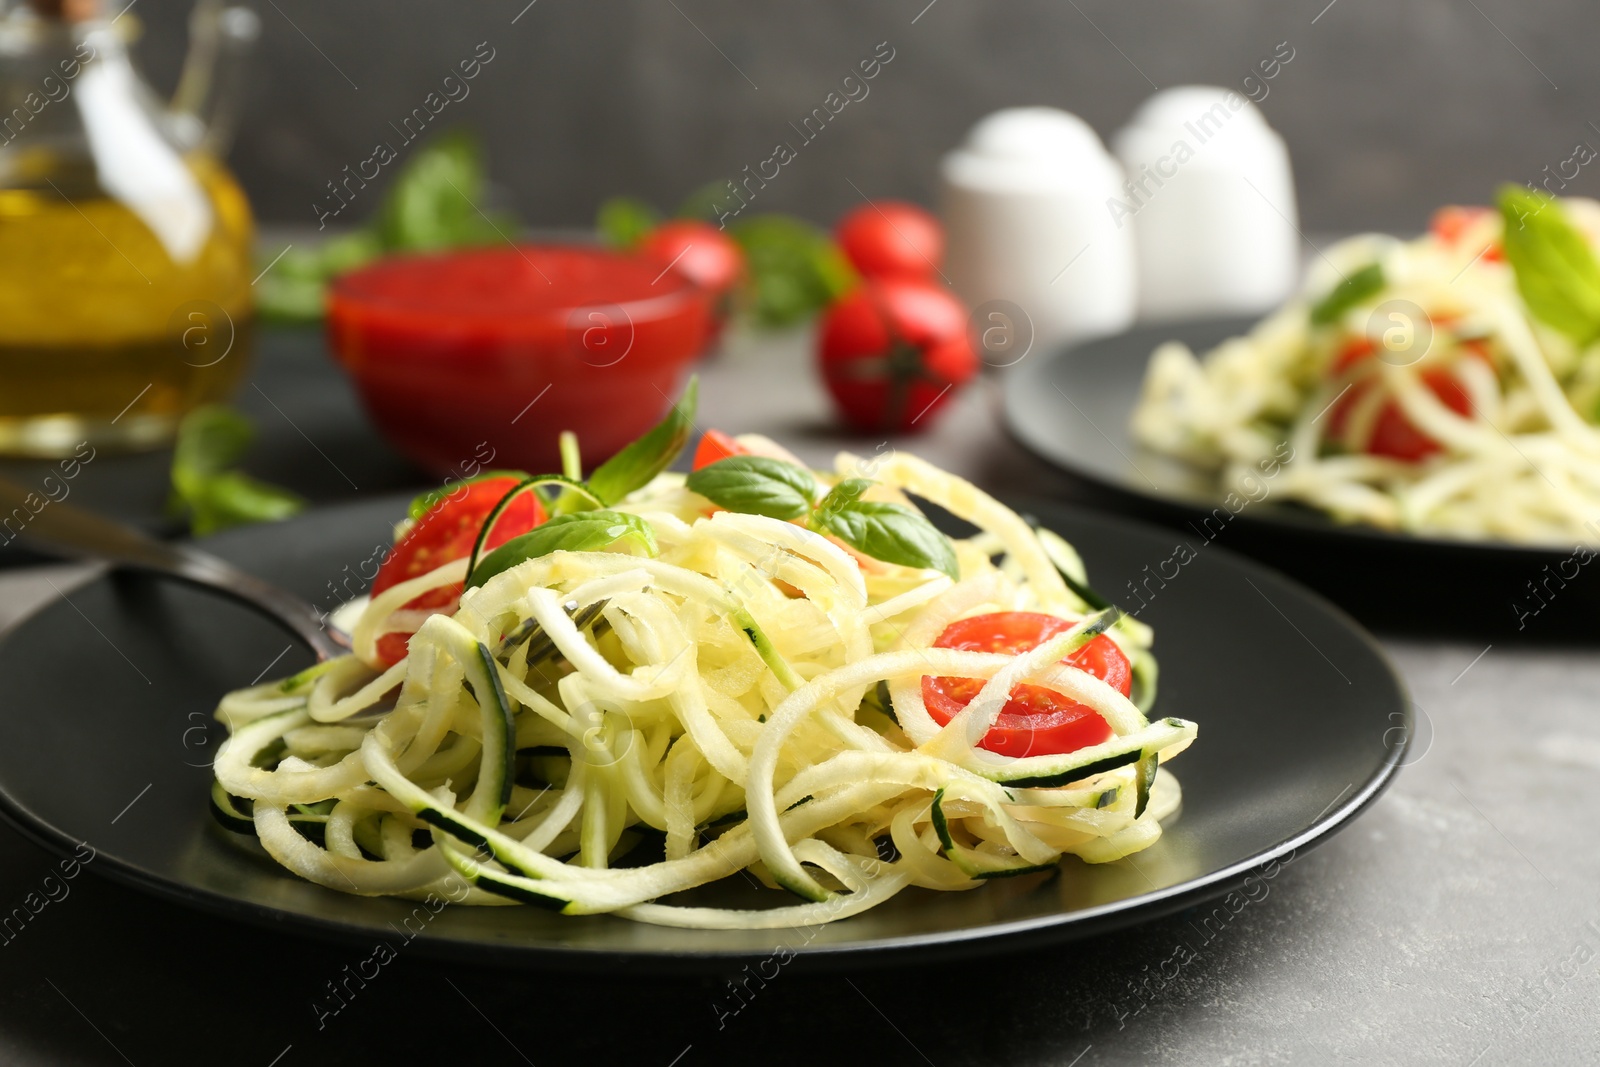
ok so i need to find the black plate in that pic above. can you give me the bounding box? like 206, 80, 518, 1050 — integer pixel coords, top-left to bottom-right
0, 495, 1407, 970
1003, 319, 1600, 636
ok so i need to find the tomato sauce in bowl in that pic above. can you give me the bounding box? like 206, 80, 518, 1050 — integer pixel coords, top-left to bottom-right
328, 245, 712, 475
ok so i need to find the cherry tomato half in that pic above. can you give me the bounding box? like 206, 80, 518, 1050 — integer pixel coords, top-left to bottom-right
692, 428, 749, 470
368, 476, 547, 666
834, 200, 944, 280
1326, 339, 1482, 462
921, 612, 1126, 759
1429, 205, 1503, 262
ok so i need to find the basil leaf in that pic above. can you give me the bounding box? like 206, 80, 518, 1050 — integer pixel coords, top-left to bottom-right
597, 196, 659, 249
256, 232, 384, 325
260, 135, 514, 323
587, 377, 698, 506
686, 456, 818, 519
172, 403, 251, 487
376, 131, 511, 253
728, 215, 857, 328
466, 511, 657, 589
810, 499, 959, 580
1497, 185, 1600, 344
812, 477, 874, 521
169, 405, 305, 536
407, 470, 530, 521
464, 474, 604, 577
676, 180, 736, 222
1309, 262, 1385, 326
187, 471, 306, 538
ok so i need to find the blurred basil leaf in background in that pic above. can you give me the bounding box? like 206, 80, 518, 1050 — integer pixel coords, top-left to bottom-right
596, 196, 660, 249
1309, 262, 1385, 326
256, 131, 515, 324
675, 180, 736, 224
595, 184, 859, 330
727, 215, 857, 329
374, 130, 511, 250
169, 406, 305, 536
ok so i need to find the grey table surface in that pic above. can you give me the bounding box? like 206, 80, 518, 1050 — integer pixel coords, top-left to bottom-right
0, 325, 1596, 1067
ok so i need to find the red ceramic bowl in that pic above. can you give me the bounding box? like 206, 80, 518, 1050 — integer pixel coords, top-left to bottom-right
328, 245, 712, 476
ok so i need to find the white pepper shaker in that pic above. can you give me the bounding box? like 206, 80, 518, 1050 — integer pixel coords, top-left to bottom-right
1111, 85, 1299, 320
940, 107, 1137, 357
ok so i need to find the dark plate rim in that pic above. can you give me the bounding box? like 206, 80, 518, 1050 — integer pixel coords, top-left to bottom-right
0, 498, 1412, 971
1002, 319, 1578, 564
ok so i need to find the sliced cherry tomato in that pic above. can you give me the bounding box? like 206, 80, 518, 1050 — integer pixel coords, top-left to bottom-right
1429, 205, 1502, 262
834, 201, 944, 280
369, 476, 546, 666
921, 612, 1126, 759
818, 278, 977, 433
1325, 341, 1478, 461
692, 428, 749, 470
1324, 379, 1369, 440
1324, 337, 1378, 439
1330, 336, 1377, 376
1366, 368, 1473, 461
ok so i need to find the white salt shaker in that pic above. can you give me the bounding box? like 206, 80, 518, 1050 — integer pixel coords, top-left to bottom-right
940, 107, 1137, 359
1111, 85, 1299, 320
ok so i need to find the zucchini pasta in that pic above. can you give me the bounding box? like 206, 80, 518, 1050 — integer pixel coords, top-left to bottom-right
211, 432, 1194, 929
1131, 190, 1600, 546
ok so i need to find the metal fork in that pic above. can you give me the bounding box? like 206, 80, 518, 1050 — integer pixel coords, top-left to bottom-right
0, 476, 344, 661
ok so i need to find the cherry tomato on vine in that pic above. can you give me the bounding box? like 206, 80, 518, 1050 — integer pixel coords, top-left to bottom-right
817, 277, 977, 433
834, 200, 944, 280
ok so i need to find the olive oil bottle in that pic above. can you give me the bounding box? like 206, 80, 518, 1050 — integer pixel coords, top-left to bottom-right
0, 2, 257, 456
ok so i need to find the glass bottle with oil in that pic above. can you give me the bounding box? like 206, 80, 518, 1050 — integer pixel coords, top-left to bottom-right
0, 0, 258, 456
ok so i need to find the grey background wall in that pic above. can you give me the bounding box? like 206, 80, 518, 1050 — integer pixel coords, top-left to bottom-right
130, 0, 1597, 234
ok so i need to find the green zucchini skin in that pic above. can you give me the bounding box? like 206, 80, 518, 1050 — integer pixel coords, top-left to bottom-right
1133, 754, 1159, 819
999, 750, 1142, 789
980, 718, 1194, 788
930, 788, 1061, 880
209, 780, 256, 835
469, 640, 516, 821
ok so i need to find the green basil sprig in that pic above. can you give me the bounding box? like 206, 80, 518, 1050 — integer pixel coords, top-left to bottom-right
814, 477, 873, 514
685, 458, 959, 580
464, 474, 603, 579
417, 379, 698, 588
425, 375, 696, 530
586, 378, 699, 508
1309, 261, 1385, 326
1497, 184, 1600, 345
810, 498, 959, 579
596, 196, 659, 249
466, 511, 657, 590
169, 405, 305, 536
257, 132, 515, 324
682, 456, 818, 519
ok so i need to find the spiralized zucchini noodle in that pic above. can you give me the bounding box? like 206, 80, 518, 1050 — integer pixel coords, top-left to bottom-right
1131, 196, 1600, 546
211, 445, 1195, 929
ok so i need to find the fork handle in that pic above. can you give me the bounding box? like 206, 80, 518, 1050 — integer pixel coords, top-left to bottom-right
0, 477, 344, 662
